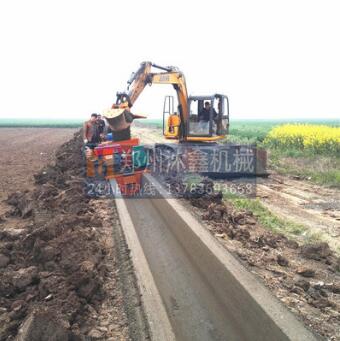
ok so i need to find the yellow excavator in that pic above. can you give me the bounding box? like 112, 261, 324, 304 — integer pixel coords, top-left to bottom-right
105, 61, 230, 143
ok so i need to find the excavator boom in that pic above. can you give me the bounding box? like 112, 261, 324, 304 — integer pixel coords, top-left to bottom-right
115, 62, 189, 139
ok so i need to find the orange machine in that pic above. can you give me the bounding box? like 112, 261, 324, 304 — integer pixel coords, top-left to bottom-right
87, 138, 147, 196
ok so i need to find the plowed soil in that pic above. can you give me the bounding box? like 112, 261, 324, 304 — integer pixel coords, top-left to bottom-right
0, 128, 148, 340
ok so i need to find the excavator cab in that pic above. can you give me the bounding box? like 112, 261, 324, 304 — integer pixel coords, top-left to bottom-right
186, 94, 229, 141
162, 94, 229, 141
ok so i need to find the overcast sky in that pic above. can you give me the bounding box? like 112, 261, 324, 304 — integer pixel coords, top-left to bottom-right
0, 0, 339, 120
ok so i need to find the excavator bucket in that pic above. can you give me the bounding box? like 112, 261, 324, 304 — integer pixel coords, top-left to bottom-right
103, 108, 131, 131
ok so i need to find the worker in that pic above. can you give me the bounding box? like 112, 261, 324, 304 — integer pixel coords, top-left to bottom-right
97, 114, 106, 140
83, 113, 100, 146
198, 101, 217, 133
167, 112, 180, 134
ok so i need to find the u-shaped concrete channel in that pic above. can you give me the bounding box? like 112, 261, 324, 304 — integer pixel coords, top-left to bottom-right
112, 175, 320, 341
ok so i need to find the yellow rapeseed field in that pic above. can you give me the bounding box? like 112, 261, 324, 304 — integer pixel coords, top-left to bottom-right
265, 124, 340, 154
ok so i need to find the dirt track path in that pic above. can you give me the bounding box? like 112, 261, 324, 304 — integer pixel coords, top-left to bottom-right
131, 125, 167, 144
257, 175, 340, 252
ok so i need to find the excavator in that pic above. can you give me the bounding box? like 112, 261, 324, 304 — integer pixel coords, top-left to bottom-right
86, 62, 266, 196
104, 61, 230, 142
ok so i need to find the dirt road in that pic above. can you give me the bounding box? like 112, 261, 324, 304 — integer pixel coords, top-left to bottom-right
257, 175, 340, 253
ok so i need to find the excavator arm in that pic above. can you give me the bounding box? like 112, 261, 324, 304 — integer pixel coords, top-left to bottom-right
114, 62, 189, 138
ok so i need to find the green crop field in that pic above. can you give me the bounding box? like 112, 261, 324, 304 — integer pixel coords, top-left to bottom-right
229, 119, 339, 143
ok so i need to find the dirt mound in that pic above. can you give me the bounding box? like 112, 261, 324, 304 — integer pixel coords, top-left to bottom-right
300, 242, 332, 261
0, 131, 111, 340
190, 192, 223, 209
5, 192, 33, 219
15, 308, 71, 341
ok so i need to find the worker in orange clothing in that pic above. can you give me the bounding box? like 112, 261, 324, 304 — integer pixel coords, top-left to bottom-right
168, 113, 180, 133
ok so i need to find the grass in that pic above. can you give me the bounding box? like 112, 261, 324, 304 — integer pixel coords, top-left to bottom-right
181, 173, 308, 239
223, 191, 307, 238
269, 149, 340, 188
311, 170, 340, 187
227, 120, 276, 143
223, 192, 340, 252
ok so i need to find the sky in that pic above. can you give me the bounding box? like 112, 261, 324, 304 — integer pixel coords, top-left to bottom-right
0, 0, 339, 120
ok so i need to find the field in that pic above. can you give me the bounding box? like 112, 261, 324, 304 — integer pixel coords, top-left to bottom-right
264, 124, 340, 153
0, 118, 82, 128
135, 118, 340, 187
0, 128, 77, 205
135, 118, 339, 143
2, 117, 339, 186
